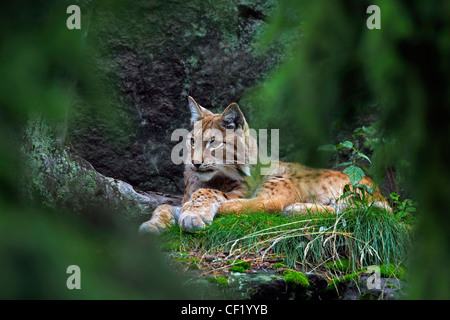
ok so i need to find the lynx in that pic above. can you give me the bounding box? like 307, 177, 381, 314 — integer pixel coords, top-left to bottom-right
139, 96, 390, 233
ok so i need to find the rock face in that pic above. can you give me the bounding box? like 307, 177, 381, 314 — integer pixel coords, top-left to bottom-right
23, 117, 181, 225
68, 0, 282, 194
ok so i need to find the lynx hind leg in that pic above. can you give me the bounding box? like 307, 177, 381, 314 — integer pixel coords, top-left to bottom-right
138, 204, 180, 234
371, 200, 392, 213
331, 197, 392, 214
281, 202, 336, 217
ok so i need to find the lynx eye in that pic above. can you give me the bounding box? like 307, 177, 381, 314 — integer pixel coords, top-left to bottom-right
209, 138, 223, 149
190, 136, 196, 147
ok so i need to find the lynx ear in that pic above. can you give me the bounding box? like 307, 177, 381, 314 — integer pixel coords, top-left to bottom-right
188, 96, 211, 123
221, 103, 245, 129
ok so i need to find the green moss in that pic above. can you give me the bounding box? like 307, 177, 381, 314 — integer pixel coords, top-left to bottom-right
208, 276, 228, 288
84, 173, 97, 196
174, 257, 199, 264
216, 277, 228, 288
229, 266, 247, 273
326, 258, 350, 272
380, 264, 406, 280
282, 270, 310, 288
387, 283, 398, 289
326, 272, 360, 291
273, 262, 285, 269
228, 260, 251, 270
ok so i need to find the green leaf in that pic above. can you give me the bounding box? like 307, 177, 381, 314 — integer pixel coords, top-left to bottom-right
356, 163, 371, 174
357, 152, 372, 163
363, 125, 377, 135
336, 161, 353, 167
343, 165, 365, 185
337, 141, 353, 150
389, 192, 400, 201
353, 184, 374, 195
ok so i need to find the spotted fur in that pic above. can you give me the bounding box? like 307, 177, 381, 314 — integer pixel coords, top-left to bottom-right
139, 97, 391, 233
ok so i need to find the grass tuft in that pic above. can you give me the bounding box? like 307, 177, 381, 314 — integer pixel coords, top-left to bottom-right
160, 205, 413, 276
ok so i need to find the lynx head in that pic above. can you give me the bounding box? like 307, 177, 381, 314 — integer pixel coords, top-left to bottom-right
186, 96, 256, 182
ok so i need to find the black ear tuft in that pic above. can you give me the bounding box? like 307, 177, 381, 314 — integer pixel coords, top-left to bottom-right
221, 103, 244, 129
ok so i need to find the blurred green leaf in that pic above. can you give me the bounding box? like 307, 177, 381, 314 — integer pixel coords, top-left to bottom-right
337, 141, 353, 150
357, 152, 372, 163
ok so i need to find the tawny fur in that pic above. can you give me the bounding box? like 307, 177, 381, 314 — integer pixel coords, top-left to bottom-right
139, 97, 391, 233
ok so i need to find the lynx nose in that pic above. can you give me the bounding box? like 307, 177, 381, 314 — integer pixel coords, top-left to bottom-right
191, 160, 202, 169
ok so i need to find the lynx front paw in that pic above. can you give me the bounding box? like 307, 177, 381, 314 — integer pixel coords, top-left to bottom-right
139, 216, 173, 234
138, 220, 162, 234
138, 204, 176, 234
179, 211, 214, 232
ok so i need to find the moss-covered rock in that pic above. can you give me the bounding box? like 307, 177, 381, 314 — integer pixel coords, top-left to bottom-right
22, 116, 181, 224
282, 270, 310, 288
273, 262, 285, 269
208, 276, 229, 288
326, 272, 360, 292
